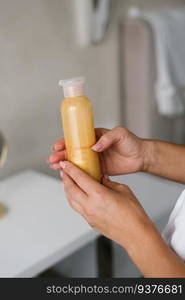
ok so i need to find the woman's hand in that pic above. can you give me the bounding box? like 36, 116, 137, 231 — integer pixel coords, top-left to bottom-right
59, 160, 153, 249
92, 127, 149, 175
48, 126, 150, 176
59, 161, 185, 277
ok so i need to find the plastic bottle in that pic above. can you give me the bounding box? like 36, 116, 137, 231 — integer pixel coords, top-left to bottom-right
59, 77, 101, 182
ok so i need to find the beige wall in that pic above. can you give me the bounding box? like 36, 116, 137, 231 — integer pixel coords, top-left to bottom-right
1, 0, 185, 179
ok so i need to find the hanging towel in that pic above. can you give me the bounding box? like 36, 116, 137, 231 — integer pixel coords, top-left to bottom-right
162, 190, 185, 261
128, 6, 185, 117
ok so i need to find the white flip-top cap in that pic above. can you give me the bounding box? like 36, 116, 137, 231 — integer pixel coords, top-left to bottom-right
59, 77, 85, 98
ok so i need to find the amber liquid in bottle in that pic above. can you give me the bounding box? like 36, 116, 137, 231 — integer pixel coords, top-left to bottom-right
59, 77, 101, 181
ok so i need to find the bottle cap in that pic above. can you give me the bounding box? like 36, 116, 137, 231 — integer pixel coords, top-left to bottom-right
59, 77, 85, 98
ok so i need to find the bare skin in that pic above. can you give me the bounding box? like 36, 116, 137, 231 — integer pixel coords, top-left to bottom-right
48, 127, 146, 175
48, 126, 185, 277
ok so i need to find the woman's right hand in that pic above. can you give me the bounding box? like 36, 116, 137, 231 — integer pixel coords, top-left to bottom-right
48, 126, 151, 176
91, 126, 150, 176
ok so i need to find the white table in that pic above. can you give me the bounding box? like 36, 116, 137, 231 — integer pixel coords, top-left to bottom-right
0, 170, 184, 277
0, 171, 98, 277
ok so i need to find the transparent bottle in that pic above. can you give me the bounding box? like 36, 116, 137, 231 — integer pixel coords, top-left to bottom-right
59, 77, 101, 182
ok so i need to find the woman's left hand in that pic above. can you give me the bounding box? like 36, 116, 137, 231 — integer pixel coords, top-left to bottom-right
59, 161, 154, 249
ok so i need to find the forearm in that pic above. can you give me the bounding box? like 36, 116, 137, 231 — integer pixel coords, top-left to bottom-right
126, 223, 185, 278
143, 139, 185, 183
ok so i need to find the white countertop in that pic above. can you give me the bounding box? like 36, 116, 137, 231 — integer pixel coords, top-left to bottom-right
0, 171, 98, 278
0, 170, 184, 278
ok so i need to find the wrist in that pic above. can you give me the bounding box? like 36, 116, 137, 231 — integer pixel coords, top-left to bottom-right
121, 217, 158, 253
142, 139, 156, 173
123, 220, 162, 271
124, 220, 185, 277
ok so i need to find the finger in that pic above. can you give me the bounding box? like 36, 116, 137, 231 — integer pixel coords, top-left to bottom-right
63, 172, 86, 207
49, 163, 61, 170
102, 177, 129, 192
60, 161, 103, 194
92, 126, 125, 152
99, 152, 107, 175
48, 150, 67, 164
95, 128, 109, 139
52, 139, 65, 151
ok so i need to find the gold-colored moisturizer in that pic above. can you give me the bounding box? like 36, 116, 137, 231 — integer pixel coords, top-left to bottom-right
59, 77, 101, 181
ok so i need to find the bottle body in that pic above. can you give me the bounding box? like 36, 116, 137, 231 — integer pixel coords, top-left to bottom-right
61, 95, 101, 181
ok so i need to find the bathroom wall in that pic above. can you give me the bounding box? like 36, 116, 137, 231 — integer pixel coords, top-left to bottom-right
0, 0, 185, 277
0, 0, 121, 179
1, 0, 185, 180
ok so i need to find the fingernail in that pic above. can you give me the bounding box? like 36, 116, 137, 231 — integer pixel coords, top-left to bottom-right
52, 163, 60, 170
91, 143, 103, 152
54, 144, 63, 151
60, 161, 66, 169
48, 155, 55, 163
60, 170, 63, 178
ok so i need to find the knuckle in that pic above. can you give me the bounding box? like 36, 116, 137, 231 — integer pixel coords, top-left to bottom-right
67, 198, 74, 209
93, 187, 103, 198
114, 126, 127, 136
64, 184, 72, 196
85, 205, 95, 217
117, 183, 125, 190
100, 135, 109, 145
84, 203, 98, 224
121, 184, 130, 192
114, 126, 123, 133
115, 184, 126, 192
86, 215, 95, 228
114, 182, 130, 192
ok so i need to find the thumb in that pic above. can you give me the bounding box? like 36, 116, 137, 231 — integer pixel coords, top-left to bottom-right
102, 177, 128, 192
91, 126, 124, 152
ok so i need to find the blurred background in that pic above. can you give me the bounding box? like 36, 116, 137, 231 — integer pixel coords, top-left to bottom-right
0, 0, 185, 277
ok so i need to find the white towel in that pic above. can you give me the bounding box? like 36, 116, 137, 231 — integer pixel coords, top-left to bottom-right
128, 7, 185, 117
162, 190, 185, 261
